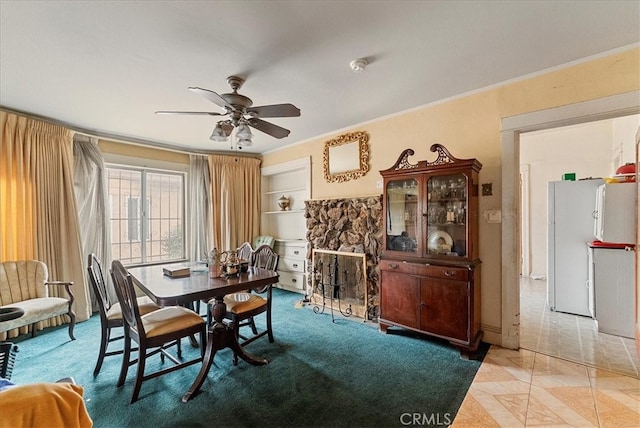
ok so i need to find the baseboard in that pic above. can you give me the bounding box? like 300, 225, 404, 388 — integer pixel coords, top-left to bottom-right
481, 323, 502, 346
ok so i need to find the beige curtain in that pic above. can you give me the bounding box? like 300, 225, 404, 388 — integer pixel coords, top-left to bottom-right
0, 111, 91, 337
189, 155, 212, 261
209, 155, 261, 251
1, 113, 35, 260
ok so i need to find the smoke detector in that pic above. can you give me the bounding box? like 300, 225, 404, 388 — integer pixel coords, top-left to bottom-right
349, 58, 368, 73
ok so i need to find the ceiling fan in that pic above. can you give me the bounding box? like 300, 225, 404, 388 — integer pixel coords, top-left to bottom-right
155, 76, 300, 147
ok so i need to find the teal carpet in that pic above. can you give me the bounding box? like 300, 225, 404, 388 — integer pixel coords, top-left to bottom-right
9, 289, 486, 428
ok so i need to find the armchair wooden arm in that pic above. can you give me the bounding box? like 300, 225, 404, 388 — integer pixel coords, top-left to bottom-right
45, 281, 76, 340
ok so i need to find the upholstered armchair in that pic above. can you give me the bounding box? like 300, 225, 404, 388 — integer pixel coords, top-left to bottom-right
0, 260, 76, 340
252, 235, 274, 249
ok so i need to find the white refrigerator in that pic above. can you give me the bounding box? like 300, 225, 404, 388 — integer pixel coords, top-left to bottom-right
547, 179, 603, 317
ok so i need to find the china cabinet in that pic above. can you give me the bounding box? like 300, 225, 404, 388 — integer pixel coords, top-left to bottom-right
378, 144, 483, 358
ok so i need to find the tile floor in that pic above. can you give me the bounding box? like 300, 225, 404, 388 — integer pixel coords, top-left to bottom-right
519, 276, 639, 378
452, 276, 640, 427
452, 347, 640, 427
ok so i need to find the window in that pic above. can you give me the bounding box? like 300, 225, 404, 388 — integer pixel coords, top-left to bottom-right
107, 167, 185, 265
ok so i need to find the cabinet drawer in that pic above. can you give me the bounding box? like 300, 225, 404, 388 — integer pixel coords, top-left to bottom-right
274, 243, 306, 259
379, 259, 469, 281
279, 257, 305, 273
278, 270, 306, 290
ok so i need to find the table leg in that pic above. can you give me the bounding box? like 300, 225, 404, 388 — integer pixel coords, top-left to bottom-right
182, 295, 268, 402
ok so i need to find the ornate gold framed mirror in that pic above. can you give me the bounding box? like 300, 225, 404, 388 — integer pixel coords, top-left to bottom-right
323, 131, 370, 183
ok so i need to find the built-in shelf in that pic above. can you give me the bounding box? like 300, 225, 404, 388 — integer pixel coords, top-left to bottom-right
262, 209, 306, 215
261, 157, 311, 295
264, 187, 306, 195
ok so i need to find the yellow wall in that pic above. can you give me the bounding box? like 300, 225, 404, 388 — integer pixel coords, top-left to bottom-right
262, 48, 640, 340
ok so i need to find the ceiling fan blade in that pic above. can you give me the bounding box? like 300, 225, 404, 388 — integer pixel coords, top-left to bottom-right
246, 103, 301, 118
247, 118, 291, 139
188, 87, 234, 110
155, 110, 225, 116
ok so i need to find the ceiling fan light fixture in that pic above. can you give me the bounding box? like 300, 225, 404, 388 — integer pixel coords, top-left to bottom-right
235, 123, 253, 140
236, 137, 253, 148
210, 123, 228, 142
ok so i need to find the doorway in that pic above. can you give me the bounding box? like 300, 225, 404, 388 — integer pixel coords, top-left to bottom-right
500, 90, 640, 373
518, 117, 639, 377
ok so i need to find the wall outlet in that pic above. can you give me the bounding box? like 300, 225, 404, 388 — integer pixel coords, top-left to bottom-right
376, 180, 383, 189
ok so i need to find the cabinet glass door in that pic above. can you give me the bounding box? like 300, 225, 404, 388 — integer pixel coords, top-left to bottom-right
385, 178, 418, 253
426, 174, 467, 257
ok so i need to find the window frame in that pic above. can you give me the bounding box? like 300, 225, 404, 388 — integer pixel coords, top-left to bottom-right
106, 163, 187, 267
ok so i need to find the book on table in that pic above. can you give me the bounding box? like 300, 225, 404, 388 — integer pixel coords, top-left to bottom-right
162, 265, 191, 278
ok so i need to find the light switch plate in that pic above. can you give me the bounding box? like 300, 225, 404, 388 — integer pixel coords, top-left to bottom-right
485, 210, 502, 223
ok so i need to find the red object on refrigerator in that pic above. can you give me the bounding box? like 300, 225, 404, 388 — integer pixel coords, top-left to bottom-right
589, 240, 633, 249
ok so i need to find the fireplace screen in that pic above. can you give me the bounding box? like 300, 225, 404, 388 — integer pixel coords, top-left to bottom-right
311, 249, 368, 320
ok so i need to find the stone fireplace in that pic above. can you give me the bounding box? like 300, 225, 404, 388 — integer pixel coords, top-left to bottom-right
304, 196, 383, 320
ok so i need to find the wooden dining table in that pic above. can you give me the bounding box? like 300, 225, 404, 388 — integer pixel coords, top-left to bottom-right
126, 264, 279, 402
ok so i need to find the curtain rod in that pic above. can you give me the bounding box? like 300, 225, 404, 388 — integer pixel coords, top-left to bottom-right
0, 105, 262, 159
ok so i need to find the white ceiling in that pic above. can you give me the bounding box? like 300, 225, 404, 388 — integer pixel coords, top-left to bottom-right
1, 1, 639, 154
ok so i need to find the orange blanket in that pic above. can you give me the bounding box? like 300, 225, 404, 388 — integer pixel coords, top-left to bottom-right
0, 382, 92, 428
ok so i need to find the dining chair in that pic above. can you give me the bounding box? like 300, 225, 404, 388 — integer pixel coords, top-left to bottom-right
110, 260, 206, 403
236, 241, 254, 261
198, 241, 254, 322
251, 244, 279, 271
200, 241, 253, 320
221, 244, 279, 365
86, 254, 161, 377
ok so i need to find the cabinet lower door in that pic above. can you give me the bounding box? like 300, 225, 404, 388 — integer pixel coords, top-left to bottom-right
420, 278, 469, 342
380, 270, 420, 329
